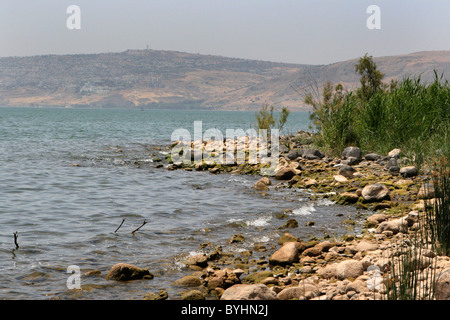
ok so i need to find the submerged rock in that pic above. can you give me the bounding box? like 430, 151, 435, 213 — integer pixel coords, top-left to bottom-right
105, 263, 153, 281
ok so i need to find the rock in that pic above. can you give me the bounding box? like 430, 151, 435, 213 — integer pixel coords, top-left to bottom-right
278, 232, 298, 245
334, 175, 348, 183
417, 183, 435, 199
286, 150, 300, 160
385, 157, 398, 169
280, 218, 298, 228
399, 166, 418, 178
204, 268, 241, 290
388, 148, 401, 158
105, 263, 153, 281
174, 275, 202, 287
184, 254, 209, 268
242, 271, 273, 284
277, 284, 319, 300
375, 217, 409, 234
335, 260, 365, 280
366, 213, 388, 227
229, 234, 245, 244
144, 290, 168, 300
341, 156, 359, 166
269, 241, 306, 266
342, 147, 362, 161
353, 240, 379, 252
274, 167, 297, 180
345, 280, 369, 294
338, 192, 359, 204
259, 177, 272, 186
220, 284, 278, 300
338, 165, 357, 178
181, 290, 206, 300
302, 178, 318, 187
361, 183, 390, 202
364, 153, 381, 161
435, 268, 450, 300
253, 180, 269, 191
301, 148, 324, 160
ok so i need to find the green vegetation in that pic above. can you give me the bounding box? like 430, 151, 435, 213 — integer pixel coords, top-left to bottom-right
305, 53, 450, 168
255, 104, 290, 132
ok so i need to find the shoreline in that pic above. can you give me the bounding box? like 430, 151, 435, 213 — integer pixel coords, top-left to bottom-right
106, 132, 450, 300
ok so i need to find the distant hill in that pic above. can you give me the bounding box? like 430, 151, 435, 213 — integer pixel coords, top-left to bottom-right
0, 49, 449, 111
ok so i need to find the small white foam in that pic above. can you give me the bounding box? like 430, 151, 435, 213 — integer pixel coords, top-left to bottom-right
245, 215, 271, 227
292, 203, 316, 216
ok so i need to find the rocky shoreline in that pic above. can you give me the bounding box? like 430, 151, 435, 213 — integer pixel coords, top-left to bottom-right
102, 131, 450, 300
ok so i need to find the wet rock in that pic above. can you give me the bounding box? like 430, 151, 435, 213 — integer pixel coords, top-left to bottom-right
269, 241, 306, 266
221, 284, 278, 300
254, 177, 272, 191
338, 165, 356, 178
280, 218, 298, 229
242, 270, 274, 284
337, 192, 359, 204
342, 147, 362, 161
184, 254, 209, 268
400, 166, 418, 178
144, 290, 168, 300
278, 232, 298, 245
253, 180, 269, 191
105, 263, 153, 281
203, 268, 241, 290
181, 290, 206, 300
274, 167, 297, 180
174, 275, 202, 287
361, 183, 390, 202
302, 178, 318, 187
229, 234, 245, 244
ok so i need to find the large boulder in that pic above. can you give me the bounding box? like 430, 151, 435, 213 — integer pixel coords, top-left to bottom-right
269, 241, 306, 266
105, 263, 153, 281
220, 284, 278, 300
361, 183, 390, 202
342, 147, 362, 161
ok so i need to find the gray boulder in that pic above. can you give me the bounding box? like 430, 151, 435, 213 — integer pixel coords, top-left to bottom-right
342, 147, 362, 161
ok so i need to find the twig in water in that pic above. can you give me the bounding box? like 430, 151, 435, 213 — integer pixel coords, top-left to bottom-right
114, 218, 126, 233
131, 220, 147, 234
13, 231, 19, 249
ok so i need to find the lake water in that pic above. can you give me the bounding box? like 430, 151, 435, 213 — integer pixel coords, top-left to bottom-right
0, 107, 367, 299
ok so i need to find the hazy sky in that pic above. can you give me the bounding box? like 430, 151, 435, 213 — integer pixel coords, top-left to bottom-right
1, 0, 449, 65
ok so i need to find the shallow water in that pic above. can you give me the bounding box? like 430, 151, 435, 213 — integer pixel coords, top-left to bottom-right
0, 107, 368, 299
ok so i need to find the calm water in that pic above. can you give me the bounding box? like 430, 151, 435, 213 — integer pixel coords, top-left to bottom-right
0, 107, 366, 300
